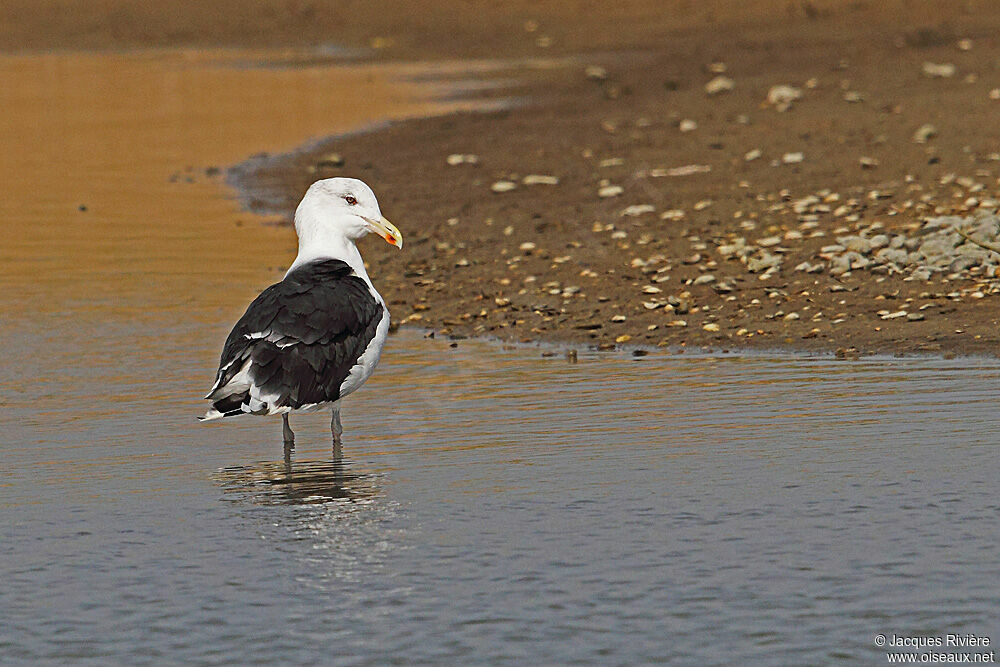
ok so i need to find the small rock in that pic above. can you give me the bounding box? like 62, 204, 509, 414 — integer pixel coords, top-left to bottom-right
907, 312, 926, 321
702, 323, 720, 332
692, 274, 716, 285
744, 148, 762, 162
615, 334, 632, 343
840, 236, 873, 254
316, 152, 345, 168
922, 62, 956, 78
661, 164, 711, 177
519, 242, 537, 252
704, 75, 735, 95
585, 65, 608, 81
621, 204, 656, 217
782, 152, 805, 164
859, 156, 878, 169
679, 119, 698, 132
446, 153, 479, 166
522, 174, 559, 185
491, 180, 517, 193
611, 314, 627, 322
767, 85, 803, 112
598, 185, 624, 198
875, 247, 909, 264
913, 124, 937, 143
746, 252, 781, 273
881, 310, 908, 320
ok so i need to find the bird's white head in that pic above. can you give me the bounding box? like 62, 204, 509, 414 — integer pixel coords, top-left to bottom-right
289, 177, 402, 277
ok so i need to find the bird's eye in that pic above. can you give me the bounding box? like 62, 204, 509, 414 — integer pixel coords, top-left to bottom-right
344, 195, 358, 205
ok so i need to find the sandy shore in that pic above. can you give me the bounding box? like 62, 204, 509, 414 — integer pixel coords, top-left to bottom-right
9, 0, 1000, 355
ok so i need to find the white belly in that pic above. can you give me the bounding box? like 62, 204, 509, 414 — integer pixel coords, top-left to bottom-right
338, 295, 390, 399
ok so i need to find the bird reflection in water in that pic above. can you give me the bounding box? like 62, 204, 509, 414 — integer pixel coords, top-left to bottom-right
216, 442, 378, 506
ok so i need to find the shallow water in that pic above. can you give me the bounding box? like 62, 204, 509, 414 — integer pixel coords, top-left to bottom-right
2, 50, 999, 664
5, 334, 1000, 663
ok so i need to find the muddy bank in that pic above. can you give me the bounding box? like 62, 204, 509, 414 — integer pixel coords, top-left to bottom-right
9, 0, 1000, 356
230, 2, 1000, 357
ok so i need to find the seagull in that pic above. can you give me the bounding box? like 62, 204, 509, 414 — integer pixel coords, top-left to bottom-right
201, 177, 402, 451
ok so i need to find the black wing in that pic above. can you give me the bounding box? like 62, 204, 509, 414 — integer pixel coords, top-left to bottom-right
205, 259, 383, 415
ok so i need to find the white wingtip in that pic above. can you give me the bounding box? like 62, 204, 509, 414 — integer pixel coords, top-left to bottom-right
199, 408, 225, 422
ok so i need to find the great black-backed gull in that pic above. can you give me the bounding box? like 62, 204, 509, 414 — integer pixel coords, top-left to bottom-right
201, 177, 402, 449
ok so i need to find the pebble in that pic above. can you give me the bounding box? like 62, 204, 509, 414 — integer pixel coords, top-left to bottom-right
679, 119, 698, 132
522, 174, 559, 185
447, 153, 479, 166
746, 252, 781, 273
659, 164, 711, 177
922, 61, 956, 78
585, 65, 608, 81
744, 149, 762, 162
859, 156, 878, 169
598, 185, 624, 198
316, 152, 345, 168
621, 204, 656, 217
782, 152, 805, 164
704, 75, 735, 95
840, 236, 873, 253
491, 180, 517, 193
702, 323, 720, 332
692, 274, 716, 285
913, 124, 937, 143
611, 315, 627, 322
794, 261, 824, 273
767, 85, 803, 111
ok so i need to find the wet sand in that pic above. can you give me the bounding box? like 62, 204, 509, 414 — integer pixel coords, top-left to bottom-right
8, 0, 1000, 356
